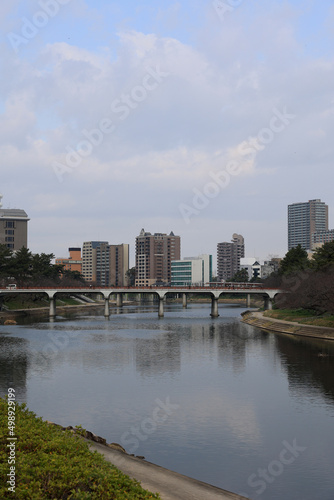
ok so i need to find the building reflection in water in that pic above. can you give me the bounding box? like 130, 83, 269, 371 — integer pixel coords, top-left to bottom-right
0, 335, 28, 401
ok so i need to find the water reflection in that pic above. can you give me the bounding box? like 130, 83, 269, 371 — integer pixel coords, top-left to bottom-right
0, 335, 28, 400
0, 305, 334, 500
275, 334, 334, 404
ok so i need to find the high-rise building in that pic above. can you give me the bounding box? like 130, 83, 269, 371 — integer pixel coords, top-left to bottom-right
288, 199, 328, 251
109, 244, 129, 286
171, 255, 212, 286
217, 233, 245, 281
0, 208, 29, 251
135, 229, 181, 286
82, 241, 108, 283
82, 241, 129, 286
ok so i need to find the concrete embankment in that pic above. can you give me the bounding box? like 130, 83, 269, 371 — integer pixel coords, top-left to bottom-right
86, 440, 248, 500
47, 423, 248, 500
242, 311, 334, 341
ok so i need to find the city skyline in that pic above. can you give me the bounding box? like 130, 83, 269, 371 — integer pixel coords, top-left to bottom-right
1, 1, 334, 266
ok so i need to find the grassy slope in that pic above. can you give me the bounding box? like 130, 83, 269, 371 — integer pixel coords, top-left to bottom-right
264, 309, 334, 328
0, 398, 160, 499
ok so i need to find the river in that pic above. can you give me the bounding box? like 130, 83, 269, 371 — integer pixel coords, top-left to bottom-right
1, 302, 334, 500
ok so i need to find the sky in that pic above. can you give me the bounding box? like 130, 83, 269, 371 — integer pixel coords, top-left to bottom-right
1, 0, 334, 270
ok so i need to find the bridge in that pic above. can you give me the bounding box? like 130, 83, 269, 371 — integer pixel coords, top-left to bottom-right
0, 284, 283, 319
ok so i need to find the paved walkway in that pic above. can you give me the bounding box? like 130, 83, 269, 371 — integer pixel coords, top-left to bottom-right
86, 440, 248, 500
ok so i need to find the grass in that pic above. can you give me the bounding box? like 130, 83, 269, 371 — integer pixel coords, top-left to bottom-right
263, 309, 334, 328
4, 297, 83, 310
0, 398, 160, 499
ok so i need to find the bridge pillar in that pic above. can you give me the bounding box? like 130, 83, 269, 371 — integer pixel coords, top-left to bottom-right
104, 297, 110, 317
263, 296, 273, 310
210, 296, 219, 318
246, 294, 251, 308
182, 293, 187, 308
116, 293, 123, 307
49, 297, 56, 318
158, 297, 164, 318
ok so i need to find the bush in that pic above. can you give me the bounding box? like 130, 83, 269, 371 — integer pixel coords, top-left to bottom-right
0, 398, 160, 499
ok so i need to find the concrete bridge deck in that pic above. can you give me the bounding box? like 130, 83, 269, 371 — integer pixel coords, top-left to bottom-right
0, 285, 283, 319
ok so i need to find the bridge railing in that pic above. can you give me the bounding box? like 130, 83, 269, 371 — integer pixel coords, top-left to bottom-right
0, 283, 274, 291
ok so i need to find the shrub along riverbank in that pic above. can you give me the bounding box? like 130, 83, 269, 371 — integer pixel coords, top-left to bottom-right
0, 398, 160, 499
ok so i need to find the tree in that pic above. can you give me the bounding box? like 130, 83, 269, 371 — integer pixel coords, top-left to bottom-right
61, 270, 86, 286
279, 245, 310, 275
0, 244, 13, 279
11, 247, 33, 282
229, 268, 249, 282
311, 241, 334, 270
31, 253, 63, 282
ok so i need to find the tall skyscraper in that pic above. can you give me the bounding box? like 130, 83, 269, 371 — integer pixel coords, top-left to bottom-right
135, 229, 181, 286
288, 199, 328, 250
217, 233, 245, 281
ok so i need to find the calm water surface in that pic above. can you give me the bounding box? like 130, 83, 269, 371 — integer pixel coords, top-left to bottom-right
1, 303, 334, 500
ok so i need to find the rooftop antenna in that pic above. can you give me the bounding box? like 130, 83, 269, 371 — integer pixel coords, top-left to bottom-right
0, 194, 3, 208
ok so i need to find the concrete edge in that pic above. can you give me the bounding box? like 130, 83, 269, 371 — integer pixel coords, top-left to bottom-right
241, 311, 334, 341
85, 439, 249, 500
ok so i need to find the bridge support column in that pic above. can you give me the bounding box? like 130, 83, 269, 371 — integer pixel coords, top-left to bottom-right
49, 297, 56, 318
263, 296, 273, 310
210, 297, 219, 318
104, 297, 110, 317
182, 293, 187, 308
246, 294, 251, 308
158, 297, 164, 318
116, 293, 123, 307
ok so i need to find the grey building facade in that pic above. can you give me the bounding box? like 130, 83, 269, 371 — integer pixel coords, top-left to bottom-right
217, 233, 245, 281
288, 199, 328, 251
135, 229, 181, 286
0, 209, 29, 250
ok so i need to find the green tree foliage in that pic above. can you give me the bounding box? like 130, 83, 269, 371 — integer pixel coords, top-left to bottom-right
0, 244, 13, 278
0, 246, 85, 286
11, 247, 33, 282
274, 243, 334, 314
278, 244, 310, 275
229, 268, 249, 282
311, 241, 334, 270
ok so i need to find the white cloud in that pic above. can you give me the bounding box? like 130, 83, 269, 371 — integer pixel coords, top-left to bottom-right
1, 1, 334, 260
